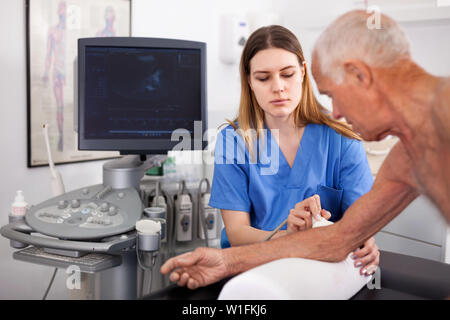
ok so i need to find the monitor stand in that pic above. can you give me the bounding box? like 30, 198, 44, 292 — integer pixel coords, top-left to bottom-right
103, 154, 167, 191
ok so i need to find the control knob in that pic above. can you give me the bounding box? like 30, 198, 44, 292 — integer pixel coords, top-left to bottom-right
108, 206, 117, 216
70, 200, 80, 209
100, 202, 110, 212
57, 200, 68, 209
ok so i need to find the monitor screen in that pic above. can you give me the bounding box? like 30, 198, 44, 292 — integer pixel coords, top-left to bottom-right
77, 37, 207, 154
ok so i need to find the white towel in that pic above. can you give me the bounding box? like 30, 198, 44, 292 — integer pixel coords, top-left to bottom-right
218, 217, 369, 300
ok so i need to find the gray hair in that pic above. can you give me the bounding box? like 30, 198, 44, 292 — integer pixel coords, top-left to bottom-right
313, 10, 411, 83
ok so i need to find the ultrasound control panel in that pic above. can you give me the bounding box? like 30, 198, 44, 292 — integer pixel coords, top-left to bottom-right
26, 184, 143, 240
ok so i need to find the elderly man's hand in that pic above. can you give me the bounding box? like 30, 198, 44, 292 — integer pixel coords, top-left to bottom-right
351, 237, 380, 276
160, 247, 229, 289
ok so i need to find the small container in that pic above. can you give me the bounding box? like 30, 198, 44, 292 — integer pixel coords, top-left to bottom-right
148, 217, 166, 242
8, 215, 28, 249
135, 219, 161, 252
8, 191, 28, 248
143, 207, 165, 219
137, 232, 160, 252
143, 207, 166, 241
11, 190, 28, 217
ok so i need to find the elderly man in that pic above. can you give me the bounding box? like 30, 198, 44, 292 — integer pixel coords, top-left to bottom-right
160, 10, 450, 289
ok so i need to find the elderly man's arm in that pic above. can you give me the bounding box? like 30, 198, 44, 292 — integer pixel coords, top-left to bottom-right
223, 172, 418, 272
224, 143, 419, 266
161, 144, 419, 289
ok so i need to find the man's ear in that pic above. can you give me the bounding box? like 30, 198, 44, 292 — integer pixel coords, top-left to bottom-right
343, 60, 373, 88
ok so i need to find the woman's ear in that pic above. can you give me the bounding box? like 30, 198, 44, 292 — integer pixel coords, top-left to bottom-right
247, 75, 253, 91
301, 61, 307, 81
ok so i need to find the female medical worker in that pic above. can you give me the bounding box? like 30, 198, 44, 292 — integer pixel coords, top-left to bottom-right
208, 25, 379, 275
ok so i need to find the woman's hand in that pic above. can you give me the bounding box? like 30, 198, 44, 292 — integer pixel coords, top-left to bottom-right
287, 195, 332, 234
351, 237, 380, 276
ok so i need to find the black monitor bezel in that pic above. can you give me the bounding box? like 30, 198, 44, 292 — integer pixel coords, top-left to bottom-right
77, 37, 207, 155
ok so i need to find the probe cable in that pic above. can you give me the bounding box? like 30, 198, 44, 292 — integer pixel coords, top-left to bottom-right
42, 267, 58, 300
136, 235, 157, 298
197, 178, 212, 247
264, 218, 288, 241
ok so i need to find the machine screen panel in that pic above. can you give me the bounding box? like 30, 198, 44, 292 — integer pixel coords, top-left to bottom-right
84, 46, 202, 140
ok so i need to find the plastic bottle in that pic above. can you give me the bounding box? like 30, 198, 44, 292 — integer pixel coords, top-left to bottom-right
11, 190, 28, 216
8, 190, 29, 249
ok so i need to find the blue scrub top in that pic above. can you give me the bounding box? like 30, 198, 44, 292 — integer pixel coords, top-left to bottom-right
209, 123, 373, 248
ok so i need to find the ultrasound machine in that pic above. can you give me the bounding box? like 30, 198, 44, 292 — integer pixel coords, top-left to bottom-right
1, 37, 207, 299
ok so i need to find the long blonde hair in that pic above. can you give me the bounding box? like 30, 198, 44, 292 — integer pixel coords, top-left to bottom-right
227, 25, 360, 160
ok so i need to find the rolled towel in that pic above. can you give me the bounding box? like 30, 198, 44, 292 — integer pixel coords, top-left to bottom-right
218, 216, 370, 300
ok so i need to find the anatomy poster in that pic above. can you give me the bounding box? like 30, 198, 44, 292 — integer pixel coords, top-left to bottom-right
27, 0, 130, 167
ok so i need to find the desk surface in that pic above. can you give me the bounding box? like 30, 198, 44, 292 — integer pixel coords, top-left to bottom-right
144, 250, 450, 300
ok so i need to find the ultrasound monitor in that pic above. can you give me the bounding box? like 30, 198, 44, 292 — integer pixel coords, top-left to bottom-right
77, 37, 207, 155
